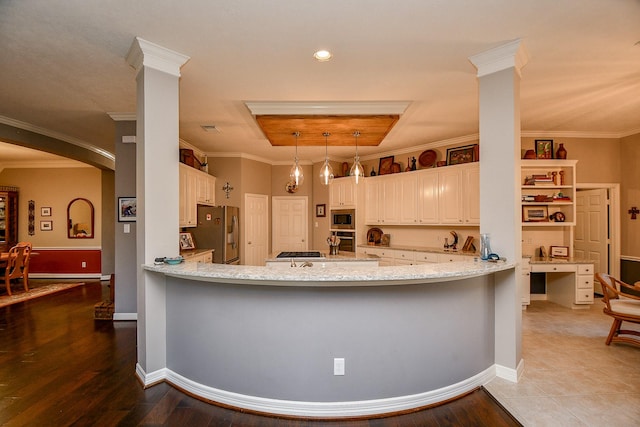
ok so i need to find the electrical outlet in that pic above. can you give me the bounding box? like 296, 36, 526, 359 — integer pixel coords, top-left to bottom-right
81, 261, 86, 268
333, 358, 345, 376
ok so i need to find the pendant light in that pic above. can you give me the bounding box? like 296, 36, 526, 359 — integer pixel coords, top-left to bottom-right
289, 131, 304, 186
319, 132, 334, 185
350, 130, 364, 184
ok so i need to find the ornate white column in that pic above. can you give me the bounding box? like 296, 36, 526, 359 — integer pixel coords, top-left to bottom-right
126, 37, 190, 382
469, 39, 529, 381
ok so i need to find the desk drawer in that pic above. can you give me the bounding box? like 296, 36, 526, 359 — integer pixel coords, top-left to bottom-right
576, 288, 594, 303
577, 275, 594, 290
531, 264, 576, 273
577, 264, 593, 275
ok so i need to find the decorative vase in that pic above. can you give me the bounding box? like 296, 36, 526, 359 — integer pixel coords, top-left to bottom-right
480, 233, 492, 260
556, 143, 567, 159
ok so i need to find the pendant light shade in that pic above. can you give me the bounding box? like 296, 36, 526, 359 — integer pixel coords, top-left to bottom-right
319, 132, 334, 185
289, 131, 304, 186
350, 131, 364, 184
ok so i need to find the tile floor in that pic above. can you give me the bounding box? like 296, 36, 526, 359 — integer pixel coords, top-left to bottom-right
486, 300, 640, 427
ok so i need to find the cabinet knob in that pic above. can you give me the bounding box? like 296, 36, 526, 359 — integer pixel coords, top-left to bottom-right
248, 241, 252, 245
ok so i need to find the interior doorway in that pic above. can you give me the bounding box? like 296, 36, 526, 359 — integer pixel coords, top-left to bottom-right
271, 196, 308, 254
574, 184, 620, 279
244, 193, 269, 266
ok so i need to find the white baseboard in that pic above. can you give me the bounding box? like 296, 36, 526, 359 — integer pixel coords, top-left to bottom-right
135, 365, 496, 418
114, 312, 137, 321
495, 359, 523, 383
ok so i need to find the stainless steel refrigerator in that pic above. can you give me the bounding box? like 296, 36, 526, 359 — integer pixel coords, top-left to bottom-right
190, 205, 240, 264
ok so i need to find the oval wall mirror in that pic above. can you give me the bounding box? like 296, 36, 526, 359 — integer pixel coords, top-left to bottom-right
67, 198, 94, 239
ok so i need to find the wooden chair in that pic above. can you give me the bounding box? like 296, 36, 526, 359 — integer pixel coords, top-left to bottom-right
2, 242, 32, 296
594, 273, 640, 347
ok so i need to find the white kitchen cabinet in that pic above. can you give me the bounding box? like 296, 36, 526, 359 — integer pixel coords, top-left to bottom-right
437, 253, 475, 263
364, 179, 381, 224
521, 258, 531, 307
179, 163, 198, 227
438, 166, 464, 224
196, 172, 216, 206
381, 176, 401, 224
463, 163, 480, 225
330, 177, 357, 208
414, 252, 439, 264
398, 173, 418, 224
393, 249, 416, 265
417, 170, 439, 224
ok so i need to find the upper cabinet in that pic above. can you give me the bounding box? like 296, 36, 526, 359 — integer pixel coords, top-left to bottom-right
180, 163, 216, 228
330, 177, 357, 208
364, 163, 479, 226
521, 160, 577, 226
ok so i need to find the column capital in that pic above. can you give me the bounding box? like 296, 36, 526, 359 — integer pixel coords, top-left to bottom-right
468, 38, 529, 78
126, 37, 190, 77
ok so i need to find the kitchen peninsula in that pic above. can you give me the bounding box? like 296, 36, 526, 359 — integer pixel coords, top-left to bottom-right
141, 259, 515, 417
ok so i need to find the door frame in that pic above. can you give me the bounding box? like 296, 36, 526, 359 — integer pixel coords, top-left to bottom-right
576, 183, 620, 278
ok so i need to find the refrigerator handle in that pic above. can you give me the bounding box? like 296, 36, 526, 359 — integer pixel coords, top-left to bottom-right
231, 215, 239, 249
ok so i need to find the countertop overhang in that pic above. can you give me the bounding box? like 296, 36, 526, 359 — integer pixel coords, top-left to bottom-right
144, 259, 516, 287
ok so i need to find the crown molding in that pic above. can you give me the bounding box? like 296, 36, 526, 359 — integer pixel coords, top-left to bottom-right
0, 160, 91, 169
520, 130, 634, 139
126, 37, 190, 77
469, 38, 529, 78
245, 101, 411, 116
107, 112, 136, 121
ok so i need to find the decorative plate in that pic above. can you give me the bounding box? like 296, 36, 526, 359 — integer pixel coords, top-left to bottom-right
418, 149, 437, 167
285, 181, 298, 193
391, 163, 401, 173
366, 227, 383, 245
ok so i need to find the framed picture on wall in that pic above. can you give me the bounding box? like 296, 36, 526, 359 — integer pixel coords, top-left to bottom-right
41, 207, 52, 216
118, 197, 136, 222
316, 204, 326, 217
40, 220, 53, 231
446, 144, 477, 165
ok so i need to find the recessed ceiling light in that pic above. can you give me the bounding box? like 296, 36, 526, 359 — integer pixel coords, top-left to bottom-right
313, 50, 332, 62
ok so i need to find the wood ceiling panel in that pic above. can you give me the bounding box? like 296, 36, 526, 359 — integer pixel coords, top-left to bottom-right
255, 115, 399, 146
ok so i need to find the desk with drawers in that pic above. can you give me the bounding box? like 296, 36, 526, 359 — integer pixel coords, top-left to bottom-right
529, 259, 594, 309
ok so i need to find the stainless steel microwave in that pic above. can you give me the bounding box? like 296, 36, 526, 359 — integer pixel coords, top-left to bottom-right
331, 209, 355, 229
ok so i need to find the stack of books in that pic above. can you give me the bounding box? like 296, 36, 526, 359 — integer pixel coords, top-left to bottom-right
524, 175, 554, 186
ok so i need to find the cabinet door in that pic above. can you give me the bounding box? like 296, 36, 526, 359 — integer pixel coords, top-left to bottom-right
417, 170, 439, 224
463, 163, 480, 225
179, 164, 197, 227
398, 173, 418, 224
364, 179, 381, 224
381, 176, 400, 224
438, 168, 463, 224
330, 178, 356, 208
196, 173, 216, 206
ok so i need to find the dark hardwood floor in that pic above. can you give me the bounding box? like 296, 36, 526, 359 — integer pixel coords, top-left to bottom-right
0, 281, 521, 426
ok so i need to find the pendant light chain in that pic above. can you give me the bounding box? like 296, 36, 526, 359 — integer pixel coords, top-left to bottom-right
319, 132, 334, 185
289, 131, 304, 186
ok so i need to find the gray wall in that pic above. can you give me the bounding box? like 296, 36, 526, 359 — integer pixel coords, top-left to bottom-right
114, 121, 137, 315
101, 169, 115, 277
165, 275, 495, 402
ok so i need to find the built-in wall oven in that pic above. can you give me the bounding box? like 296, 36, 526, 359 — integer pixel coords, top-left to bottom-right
335, 231, 355, 252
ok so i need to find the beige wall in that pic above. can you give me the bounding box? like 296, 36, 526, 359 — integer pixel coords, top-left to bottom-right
521, 137, 621, 183
0, 167, 102, 247
621, 133, 640, 257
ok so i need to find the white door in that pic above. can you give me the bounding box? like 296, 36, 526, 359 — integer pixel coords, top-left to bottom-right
272, 196, 308, 253
244, 193, 269, 266
574, 188, 608, 274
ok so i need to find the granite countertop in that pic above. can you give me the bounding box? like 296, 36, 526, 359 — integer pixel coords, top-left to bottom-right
265, 251, 379, 262
528, 257, 593, 264
358, 244, 479, 257
143, 258, 515, 287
